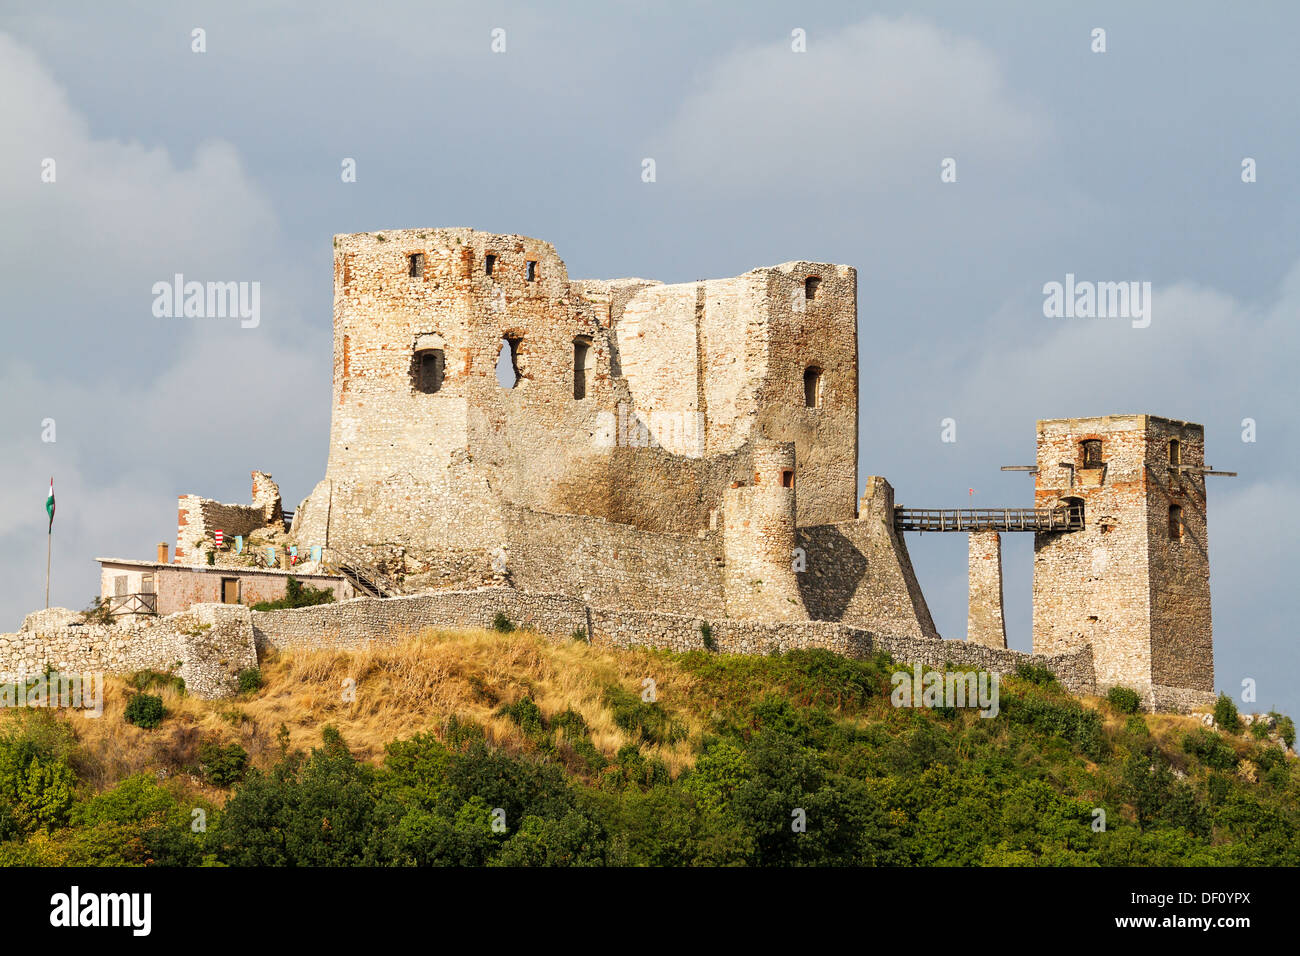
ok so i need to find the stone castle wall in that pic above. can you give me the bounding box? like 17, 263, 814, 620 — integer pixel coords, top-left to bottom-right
0, 604, 257, 699
250, 589, 1098, 699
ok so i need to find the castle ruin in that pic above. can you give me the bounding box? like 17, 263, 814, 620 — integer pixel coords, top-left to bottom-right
45, 228, 1219, 709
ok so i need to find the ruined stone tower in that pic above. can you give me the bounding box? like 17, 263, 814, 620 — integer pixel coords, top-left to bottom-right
1031, 415, 1215, 710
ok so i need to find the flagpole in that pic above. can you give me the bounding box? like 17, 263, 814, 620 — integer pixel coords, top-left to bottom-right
45, 527, 51, 609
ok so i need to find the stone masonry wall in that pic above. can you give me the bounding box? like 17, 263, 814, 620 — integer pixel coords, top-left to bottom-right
967, 531, 1008, 648
249, 589, 1101, 703
0, 604, 257, 699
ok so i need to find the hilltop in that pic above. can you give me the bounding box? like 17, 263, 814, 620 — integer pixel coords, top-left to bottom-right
0, 628, 1294, 866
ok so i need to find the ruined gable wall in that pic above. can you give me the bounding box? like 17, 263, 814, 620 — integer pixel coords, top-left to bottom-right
754, 264, 859, 527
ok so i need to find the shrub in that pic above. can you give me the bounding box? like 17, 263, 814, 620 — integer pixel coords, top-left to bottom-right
124, 693, 165, 729
1213, 694, 1242, 734
498, 696, 546, 736
1014, 662, 1057, 687
570, 627, 587, 643
198, 741, 250, 786
1183, 727, 1238, 771
1269, 712, 1296, 749
492, 612, 515, 634
251, 576, 337, 611
237, 668, 264, 695
1106, 686, 1142, 714
605, 686, 682, 746
1250, 721, 1270, 740
80, 596, 115, 625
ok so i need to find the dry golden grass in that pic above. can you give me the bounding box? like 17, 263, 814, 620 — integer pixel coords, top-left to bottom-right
41, 627, 710, 792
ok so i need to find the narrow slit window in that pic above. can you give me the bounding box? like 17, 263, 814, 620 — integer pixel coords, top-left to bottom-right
573, 336, 591, 400
485, 254, 497, 276
803, 366, 823, 408
1169, 504, 1184, 540
408, 253, 425, 278
1168, 439, 1181, 468
1081, 439, 1103, 468
525, 260, 537, 282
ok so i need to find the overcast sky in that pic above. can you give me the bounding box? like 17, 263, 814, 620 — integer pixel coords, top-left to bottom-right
2, 1, 1295, 714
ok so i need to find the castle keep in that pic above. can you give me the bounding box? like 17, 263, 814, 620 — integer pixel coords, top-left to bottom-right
289, 228, 935, 637
21, 228, 1219, 709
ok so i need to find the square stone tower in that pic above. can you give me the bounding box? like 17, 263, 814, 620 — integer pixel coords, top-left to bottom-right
1031, 415, 1214, 711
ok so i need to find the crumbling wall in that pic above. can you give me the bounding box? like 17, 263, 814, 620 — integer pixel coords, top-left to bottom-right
175, 471, 284, 564
0, 604, 256, 699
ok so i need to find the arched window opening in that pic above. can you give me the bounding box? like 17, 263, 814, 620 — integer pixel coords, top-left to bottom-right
803, 366, 823, 408
496, 337, 521, 388
1061, 496, 1085, 528
1168, 439, 1181, 468
413, 349, 444, 393
573, 336, 592, 400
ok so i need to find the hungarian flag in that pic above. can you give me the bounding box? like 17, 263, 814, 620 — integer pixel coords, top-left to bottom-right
46, 478, 55, 533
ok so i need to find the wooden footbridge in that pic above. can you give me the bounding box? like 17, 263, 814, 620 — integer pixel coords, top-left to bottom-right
893, 505, 1083, 533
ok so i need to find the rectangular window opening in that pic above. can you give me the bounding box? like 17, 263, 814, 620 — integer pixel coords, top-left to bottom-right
408, 253, 425, 278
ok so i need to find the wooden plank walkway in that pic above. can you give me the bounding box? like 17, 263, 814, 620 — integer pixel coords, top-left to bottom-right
894, 506, 1083, 533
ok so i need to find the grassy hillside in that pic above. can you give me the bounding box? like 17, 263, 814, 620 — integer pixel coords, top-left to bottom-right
0, 627, 1295, 866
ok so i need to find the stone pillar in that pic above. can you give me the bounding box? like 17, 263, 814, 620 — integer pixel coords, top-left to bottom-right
967, 531, 1008, 649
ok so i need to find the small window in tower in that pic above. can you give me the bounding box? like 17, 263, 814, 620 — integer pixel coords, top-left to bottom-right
1169, 504, 1184, 540
1081, 439, 1103, 468
781, 469, 794, 488
804, 276, 821, 302
525, 260, 538, 282
803, 366, 823, 408
485, 254, 497, 276
414, 349, 445, 393
408, 253, 425, 278
497, 337, 521, 388
1168, 439, 1181, 468
573, 336, 591, 400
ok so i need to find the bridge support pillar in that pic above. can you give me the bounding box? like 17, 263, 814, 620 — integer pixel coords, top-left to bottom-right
967, 531, 1008, 649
